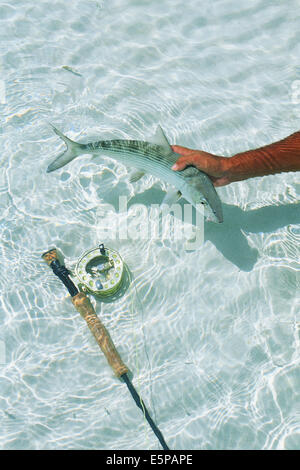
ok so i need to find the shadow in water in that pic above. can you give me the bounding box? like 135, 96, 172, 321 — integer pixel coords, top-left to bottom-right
205, 202, 299, 271
106, 186, 300, 272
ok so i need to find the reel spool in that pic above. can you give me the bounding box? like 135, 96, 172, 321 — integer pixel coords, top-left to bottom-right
74, 244, 125, 298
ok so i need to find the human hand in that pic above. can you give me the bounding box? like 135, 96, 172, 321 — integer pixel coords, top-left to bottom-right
171, 145, 231, 187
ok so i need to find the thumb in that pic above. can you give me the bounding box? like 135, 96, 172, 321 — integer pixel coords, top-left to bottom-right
171, 145, 198, 171
171, 156, 194, 171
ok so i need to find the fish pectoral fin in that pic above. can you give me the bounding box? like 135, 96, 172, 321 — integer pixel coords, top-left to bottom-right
129, 170, 145, 183
148, 125, 172, 154
160, 189, 182, 207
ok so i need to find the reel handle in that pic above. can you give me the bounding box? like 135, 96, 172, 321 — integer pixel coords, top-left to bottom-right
42, 248, 129, 378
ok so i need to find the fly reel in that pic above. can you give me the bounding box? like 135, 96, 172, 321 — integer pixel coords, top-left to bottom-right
74, 244, 125, 298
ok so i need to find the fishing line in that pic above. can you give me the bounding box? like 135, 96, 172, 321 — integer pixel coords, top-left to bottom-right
127, 269, 153, 449
42, 246, 169, 450
124, 263, 160, 448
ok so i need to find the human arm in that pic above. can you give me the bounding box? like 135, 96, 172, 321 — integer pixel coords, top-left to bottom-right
171, 131, 300, 187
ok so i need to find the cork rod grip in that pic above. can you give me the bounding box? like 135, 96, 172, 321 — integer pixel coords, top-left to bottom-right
72, 292, 128, 377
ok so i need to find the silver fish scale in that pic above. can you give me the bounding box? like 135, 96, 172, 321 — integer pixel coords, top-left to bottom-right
85, 140, 180, 181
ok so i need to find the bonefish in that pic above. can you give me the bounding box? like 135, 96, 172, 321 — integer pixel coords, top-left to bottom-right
47, 124, 223, 223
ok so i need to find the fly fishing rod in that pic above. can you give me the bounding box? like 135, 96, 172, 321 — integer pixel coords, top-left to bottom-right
42, 247, 169, 450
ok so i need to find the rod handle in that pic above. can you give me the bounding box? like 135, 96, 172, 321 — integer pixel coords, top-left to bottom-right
72, 292, 129, 378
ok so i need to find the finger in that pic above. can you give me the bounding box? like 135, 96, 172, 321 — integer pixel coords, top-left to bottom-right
171, 156, 195, 171
171, 145, 194, 156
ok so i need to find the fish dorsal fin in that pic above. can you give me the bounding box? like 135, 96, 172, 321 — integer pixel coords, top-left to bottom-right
149, 125, 172, 154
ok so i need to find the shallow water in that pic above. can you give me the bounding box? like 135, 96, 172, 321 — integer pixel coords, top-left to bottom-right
0, 0, 299, 450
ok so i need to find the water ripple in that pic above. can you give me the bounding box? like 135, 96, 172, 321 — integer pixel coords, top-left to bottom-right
0, 0, 299, 450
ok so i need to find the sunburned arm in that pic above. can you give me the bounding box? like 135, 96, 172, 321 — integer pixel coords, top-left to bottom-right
171, 131, 300, 187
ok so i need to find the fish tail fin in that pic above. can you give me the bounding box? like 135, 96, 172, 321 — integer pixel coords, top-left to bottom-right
46, 124, 84, 173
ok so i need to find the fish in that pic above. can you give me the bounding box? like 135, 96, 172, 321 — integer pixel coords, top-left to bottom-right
46, 124, 223, 223
62, 65, 82, 77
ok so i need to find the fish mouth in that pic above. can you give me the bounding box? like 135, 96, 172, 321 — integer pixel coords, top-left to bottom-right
206, 204, 223, 223
195, 202, 223, 223
206, 212, 223, 223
